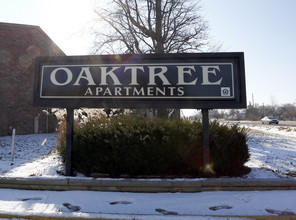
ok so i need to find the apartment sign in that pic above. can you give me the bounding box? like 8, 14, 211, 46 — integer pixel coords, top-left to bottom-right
34, 53, 246, 109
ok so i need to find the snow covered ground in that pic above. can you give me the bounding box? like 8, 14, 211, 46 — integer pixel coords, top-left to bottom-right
0, 188, 296, 219
0, 133, 63, 179
1, 122, 295, 179
242, 123, 296, 179
0, 122, 296, 219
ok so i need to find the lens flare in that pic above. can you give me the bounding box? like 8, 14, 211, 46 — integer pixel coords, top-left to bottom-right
204, 163, 215, 175
114, 54, 121, 62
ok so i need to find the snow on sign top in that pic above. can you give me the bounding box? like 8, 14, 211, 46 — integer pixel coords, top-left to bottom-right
33, 53, 246, 109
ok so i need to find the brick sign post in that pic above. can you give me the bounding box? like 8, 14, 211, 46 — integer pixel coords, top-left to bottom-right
34, 53, 246, 176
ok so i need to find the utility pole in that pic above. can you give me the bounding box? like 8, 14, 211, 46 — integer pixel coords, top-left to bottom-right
252, 93, 255, 120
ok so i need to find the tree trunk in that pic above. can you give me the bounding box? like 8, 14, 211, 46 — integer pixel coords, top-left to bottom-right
155, 0, 164, 53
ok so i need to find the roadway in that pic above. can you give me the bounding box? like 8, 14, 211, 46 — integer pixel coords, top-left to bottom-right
224, 120, 296, 128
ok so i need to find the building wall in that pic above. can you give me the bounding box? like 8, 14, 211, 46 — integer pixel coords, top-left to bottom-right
0, 22, 65, 136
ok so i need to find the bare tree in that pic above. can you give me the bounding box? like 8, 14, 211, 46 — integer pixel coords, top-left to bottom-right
91, 0, 219, 117
270, 95, 277, 117
279, 104, 296, 120
91, 0, 215, 54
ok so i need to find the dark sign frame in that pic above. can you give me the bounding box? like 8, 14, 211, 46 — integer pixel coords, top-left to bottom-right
34, 53, 246, 109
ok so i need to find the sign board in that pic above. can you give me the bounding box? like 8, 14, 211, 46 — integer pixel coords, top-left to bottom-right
34, 53, 246, 109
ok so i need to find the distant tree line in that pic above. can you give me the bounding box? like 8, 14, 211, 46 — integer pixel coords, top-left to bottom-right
244, 102, 296, 121
188, 102, 296, 121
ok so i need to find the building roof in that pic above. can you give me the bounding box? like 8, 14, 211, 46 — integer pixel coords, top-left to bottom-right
0, 22, 65, 57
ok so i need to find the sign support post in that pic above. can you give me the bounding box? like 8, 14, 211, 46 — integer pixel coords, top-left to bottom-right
202, 109, 210, 172
66, 108, 74, 176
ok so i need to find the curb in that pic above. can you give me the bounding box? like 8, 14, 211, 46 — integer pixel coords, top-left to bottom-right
1, 177, 296, 192
0, 213, 296, 220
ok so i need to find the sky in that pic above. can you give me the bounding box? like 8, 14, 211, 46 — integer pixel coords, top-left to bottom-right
0, 0, 296, 108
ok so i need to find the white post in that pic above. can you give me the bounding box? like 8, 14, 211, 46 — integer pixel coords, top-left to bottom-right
46, 108, 49, 133
11, 128, 16, 162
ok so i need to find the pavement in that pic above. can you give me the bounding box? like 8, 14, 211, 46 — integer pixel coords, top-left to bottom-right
0, 178, 296, 219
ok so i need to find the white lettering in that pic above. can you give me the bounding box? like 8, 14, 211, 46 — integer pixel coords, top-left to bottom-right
201, 66, 222, 85
96, 87, 103, 95
100, 67, 121, 85
147, 87, 153, 96
115, 87, 122, 95
84, 87, 93, 95
50, 67, 73, 86
177, 87, 184, 96
103, 87, 112, 96
48, 64, 227, 100
156, 87, 166, 96
148, 66, 170, 85
168, 87, 176, 96
133, 87, 145, 96
74, 67, 96, 85
124, 66, 144, 85
177, 66, 197, 85
124, 87, 132, 95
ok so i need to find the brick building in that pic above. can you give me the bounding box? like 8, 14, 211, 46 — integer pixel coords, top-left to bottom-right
0, 22, 65, 136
